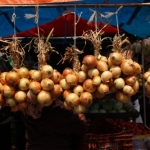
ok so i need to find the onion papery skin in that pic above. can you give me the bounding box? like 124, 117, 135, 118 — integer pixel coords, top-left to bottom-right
88, 68, 99, 78
123, 85, 134, 96
99, 56, 108, 63
0, 72, 8, 84
94, 90, 105, 99
132, 80, 139, 95
114, 78, 125, 90
65, 74, 78, 86
37, 90, 53, 106
121, 60, 136, 75
110, 66, 122, 79
6, 97, 16, 107
63, 89, 72, 99
17, 67, 29, 79
14, 91, 27, 103
62, 68, 74, 78
0, 82, 3, 92
116, 91, 130, 103
59, 79, 71, 90
125, 75, 137, 86
76, 71, 87, 83
63, 101, 72, 110
79, 92, 93, 107
143, 71, 150, 81
65, 93, 80, 108
96, 60, 108, 72
92, 76, 101, 86
109, 52, 123, 66
133, 62, 142, 75
41, 78, 54, 91
29, 70, 36, 78
26, 90, 37, 104
17, 101, 28, 111
82, 55, 97, 69
51, 84, 63, 100
74, 104, 86, 114
2, 84, 16, 98
5, 71, 20, 86
101, 71, 113, 83
18, 78, 30, 91
41, 65, 54, 79
29, 81, 42, 94
83, 79, 96, 93
81, 64, 88, 72
30, 70, 42, 82
51, 70, 62, 83
73, 85, 84, 96
97, 83, 109, 95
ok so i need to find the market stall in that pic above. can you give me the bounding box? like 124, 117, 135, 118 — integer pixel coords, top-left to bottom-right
0, 0, 150, 150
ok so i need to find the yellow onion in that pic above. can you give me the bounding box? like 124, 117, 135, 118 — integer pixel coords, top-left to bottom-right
81, 64, 88, 72
14, 91, 27, 103
123, 85, 134, 96
116, 91, 130, 103
62, 68, 74, 78
79, 92, 93, 106
109, 52, 123, 65
59, 78, 71, 90
83, 79, 96, 93
99, 56, 108, 63
82, 55, 97, 69
133, 61, 142, 75
17, 67, 29, 79
51, 84, 63, 100
114, 78, 125, 89
125, 75, 136, 86
29, 81, 41, 94
26, 90, 37, 104
17, 101, 28, 111
41, 78, 54, 91
101, 71, 113, 83
63, 89, 72, 99
29, 70, 36, 78
132, 80, 139, 95
74, 104, 86, 114
37, 90, 53, 106
6, 97, 16, 107
0, 72, 8, 84
30, 70, 42, 81
96, 60, 108, 72
88, 68, 99, 78
92, 76, 101, 86
65, 73, 78, 86
65, 93, 80, 107
94, 90, 105, 99
97, 83, 109, 95
73, 85, 84, 96
110, 66, 122, 79
63, 101, 72, 110
18, 78, 30, 91
51, 70, 62, 83
5, 71, 20, 85
41, 64, 54, 79
121, 60, 136, 75
76, 71, 87, 83
2, 84, 15, 98
143, 69, 150, 80
0, 82, 3, 92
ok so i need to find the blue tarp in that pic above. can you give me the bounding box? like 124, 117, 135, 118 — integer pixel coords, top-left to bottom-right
0, 0, 149, 39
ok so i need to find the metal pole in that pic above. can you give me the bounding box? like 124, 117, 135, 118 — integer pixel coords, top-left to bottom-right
0, 3, 150, 7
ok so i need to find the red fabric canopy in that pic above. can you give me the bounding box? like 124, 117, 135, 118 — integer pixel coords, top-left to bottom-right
0, 0, 79, 4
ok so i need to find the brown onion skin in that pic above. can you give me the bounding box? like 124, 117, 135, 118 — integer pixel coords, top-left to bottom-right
5, 71, 20, 86
17, 67, 29, 79
83, 79, 96, 93
82, 55, 97, 69
62, 68, 74, 78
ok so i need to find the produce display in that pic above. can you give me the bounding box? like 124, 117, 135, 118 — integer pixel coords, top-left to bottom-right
0, 28, 142, 115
